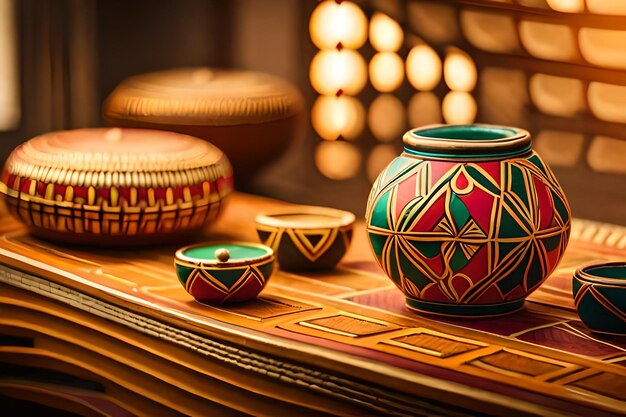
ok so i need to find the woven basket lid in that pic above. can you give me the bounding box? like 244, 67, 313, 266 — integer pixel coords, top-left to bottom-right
5, 128, 230, 189
104, 67, 304, 126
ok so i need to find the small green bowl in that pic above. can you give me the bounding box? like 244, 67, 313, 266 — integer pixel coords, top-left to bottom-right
175, 242, 274, 305
573, 262, 626, 336
255, 205, 355, 271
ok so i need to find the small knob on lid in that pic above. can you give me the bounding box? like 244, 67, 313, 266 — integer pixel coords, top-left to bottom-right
215, 248, 230, 262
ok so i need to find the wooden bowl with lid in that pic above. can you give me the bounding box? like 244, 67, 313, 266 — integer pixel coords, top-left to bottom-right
0, 128, 233, 246
103, 67, 305, 186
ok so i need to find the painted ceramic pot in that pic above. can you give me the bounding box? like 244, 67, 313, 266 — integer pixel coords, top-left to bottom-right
0, 128, 233, 245
103, 67, 304, 186
175, 242, 274, 305
573, 262, 626, 336
366, 124, 571, 318
256, 206, 355, 271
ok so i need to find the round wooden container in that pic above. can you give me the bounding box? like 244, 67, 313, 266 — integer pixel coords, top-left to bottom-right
103, 68, 304, 185
0, 128, 233, 245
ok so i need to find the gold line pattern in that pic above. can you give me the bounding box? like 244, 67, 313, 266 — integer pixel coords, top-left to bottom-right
1, 183, 225, 238
0, 193, 624, 414
382, 330, 485, 358
298, 313, 403, 338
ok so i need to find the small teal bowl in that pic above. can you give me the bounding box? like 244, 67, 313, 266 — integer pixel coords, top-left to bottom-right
573, 262, 626, 336
175, 242, 274, 305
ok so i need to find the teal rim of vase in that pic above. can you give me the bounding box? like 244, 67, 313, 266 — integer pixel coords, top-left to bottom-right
403, 124, 532, 160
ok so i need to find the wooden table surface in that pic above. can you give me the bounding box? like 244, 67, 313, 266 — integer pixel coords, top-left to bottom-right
0, 192, 625, 417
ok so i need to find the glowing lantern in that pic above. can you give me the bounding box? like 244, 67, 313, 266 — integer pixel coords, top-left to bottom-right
406, 44, 442, 91
309, 1, 368, 50
369, 52, 404, 92
369, 12, 403, 52
408, 92, 441, 127
442, 91, 477, 124
547, 0, 584, 13
315, 141, 362, 180
311, 95, 365, 141
443, 47, 477, 92
368, 94, 405, 142
310, 49, 367, 95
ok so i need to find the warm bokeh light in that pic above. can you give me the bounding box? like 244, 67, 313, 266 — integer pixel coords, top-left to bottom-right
588, 136, 626, 174
408, 92, 441, 127
547, 0, 584, 13
587, 0, 626, 15
517, 0, 547, 4
369, 52, 404, 92
443, 47, 477, 92
315, 141, 362, 180
368, 94, 405, 142
588, 81, 626, 123
407, 2, 458, 44
519, 21, 577, 62
406, 44, 442, 91
460, 10, 519, 53
579, 28, 626, 69
442, 91, 477, 124
367, 144, 397, 183
534, 130, 584, 167
479, 67, 529, 126
310, 49, 367, 95
309, 0, 367, 50
0, 0, 19, 131
529, 74, 584, 117
311, 95, 365, 141
369, 12, 403, 52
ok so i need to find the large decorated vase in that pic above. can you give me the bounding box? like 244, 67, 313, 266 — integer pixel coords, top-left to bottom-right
366, 124, 571, 318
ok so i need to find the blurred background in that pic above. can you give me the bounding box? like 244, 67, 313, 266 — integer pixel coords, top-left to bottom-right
0, 0, 624, 225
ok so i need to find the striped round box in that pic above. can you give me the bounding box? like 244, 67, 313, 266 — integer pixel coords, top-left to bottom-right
0, 128, 233, 245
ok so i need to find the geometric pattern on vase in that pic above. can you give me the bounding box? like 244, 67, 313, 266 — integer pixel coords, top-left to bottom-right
573, 270, 626, 336
257, 225, 352, 271
366, 152, 571, 316
259, 226, 337, 262
176, 258, 274, 305
0, 128, 234, 244
0, 179, 230, 238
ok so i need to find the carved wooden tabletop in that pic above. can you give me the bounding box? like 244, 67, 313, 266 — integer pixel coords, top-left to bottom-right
0, 193, 624, 416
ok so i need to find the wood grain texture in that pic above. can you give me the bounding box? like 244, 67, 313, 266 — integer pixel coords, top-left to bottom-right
298, 313, 402, 337
0, 192, 624, 416
568, 372, 626, 401
468, 350, 567, 377
385, 331, 484, 358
